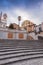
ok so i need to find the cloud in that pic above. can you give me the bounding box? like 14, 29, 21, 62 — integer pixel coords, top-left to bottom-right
1, 0, 43, 26
7, 8, 37, 26
3, 8, 33, 26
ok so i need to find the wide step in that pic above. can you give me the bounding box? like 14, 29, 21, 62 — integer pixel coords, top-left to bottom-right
0, 40, 43, 65
0, 48, 43, 64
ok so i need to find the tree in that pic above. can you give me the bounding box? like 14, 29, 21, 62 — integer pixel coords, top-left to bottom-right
9, 24, 14, 29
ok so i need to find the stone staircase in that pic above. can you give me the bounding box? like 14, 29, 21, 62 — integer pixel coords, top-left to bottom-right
0, 40, 43, 65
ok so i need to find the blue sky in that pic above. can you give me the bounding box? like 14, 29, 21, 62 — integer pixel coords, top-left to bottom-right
0, 0, 43, 25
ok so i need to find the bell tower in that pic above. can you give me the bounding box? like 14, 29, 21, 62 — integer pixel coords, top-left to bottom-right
0, 12, 7, 28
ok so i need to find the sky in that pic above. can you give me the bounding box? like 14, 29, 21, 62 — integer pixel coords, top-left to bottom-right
0, 0, 43, 26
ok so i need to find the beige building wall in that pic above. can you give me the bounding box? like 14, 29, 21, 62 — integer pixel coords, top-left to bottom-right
0, 28, 27, 40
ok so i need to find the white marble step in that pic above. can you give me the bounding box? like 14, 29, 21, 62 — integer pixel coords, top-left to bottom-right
0, 47, 27, 48
8, 58, 43, 65
0, 49, 43, 55
0, 47, 14, 48
0, 51, 43, 59
0, 54, 43, 64
0, 48, 43, 52
0, 49, 33, 51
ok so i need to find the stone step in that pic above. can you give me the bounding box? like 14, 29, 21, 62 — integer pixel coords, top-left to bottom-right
0, 54, 43, 65
0, 51, 43, 60
0, 48, 43, 51
0, 46, 43, 50
7, 58, 43, 65
0, 49, 43, 55
0, 48, 30, 52
0, 40, 43, 65
0, 47, 29, 50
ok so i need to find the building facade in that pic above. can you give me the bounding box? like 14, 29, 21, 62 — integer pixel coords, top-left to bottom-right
0, 28, 27, 40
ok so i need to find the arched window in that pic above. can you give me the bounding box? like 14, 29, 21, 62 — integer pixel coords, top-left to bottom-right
19, 33, 24, 39
8, 32, 13, 38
